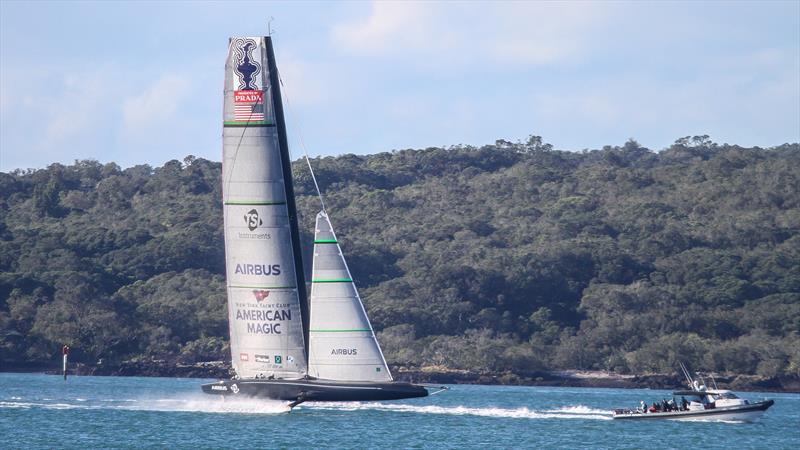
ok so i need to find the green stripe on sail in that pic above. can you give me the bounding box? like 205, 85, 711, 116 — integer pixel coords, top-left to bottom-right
313, 239, 338, 244
223, 121, 276, 127
224, 201, 286, 205
312, 278, 353, 283
310, 329, 372, 333
228, 285, 297, 289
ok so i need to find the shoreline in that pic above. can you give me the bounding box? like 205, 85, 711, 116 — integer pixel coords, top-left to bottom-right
394, 369, 800, 393
2, 361, 798, 393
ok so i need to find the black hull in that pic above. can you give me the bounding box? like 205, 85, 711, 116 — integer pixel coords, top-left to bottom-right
613, 399, 774, 420
201, 379, 429, 402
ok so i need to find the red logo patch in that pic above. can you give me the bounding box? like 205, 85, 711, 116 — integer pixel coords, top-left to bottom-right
252, 290, 270, 302
234, 90, 263, 103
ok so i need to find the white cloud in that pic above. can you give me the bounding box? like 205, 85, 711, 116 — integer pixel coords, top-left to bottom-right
479, 2, 610, 65
42, 73, 110, 146
332, 2, 456, 55
122, 74, 190, 135
0, 66, 125, 169
528, 62, 800, 151
331, 1, 612, 68
277, 57, 330, 108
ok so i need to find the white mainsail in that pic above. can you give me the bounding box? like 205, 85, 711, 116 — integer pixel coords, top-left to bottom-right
307, 211, 392, 382
222, 37, 307, 379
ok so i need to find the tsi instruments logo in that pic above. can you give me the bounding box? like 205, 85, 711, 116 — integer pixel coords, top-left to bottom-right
238, 209, 271, 240
244, 209, 262, 231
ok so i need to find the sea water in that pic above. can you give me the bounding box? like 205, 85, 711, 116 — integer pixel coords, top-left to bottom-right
1, 372, 798, 449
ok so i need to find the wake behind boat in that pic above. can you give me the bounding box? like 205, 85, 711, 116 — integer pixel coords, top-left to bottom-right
201, 35, 439, 409
613, 364, 774, 422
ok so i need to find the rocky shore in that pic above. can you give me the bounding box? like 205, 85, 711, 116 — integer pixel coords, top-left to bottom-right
392, 367, 800, 393
3, 360, 798, 393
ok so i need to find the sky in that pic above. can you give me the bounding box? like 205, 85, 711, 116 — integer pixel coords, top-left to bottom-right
1, 0, 798, 171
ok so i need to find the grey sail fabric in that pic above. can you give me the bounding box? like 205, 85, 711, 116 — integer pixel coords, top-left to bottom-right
222, 37, 307, 379
308, 211, 392, 382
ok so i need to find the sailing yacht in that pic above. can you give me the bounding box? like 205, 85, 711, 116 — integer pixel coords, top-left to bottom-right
201, 36, 433, 408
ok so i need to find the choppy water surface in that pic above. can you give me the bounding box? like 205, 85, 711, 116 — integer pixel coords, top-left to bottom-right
1, 373, 798, 449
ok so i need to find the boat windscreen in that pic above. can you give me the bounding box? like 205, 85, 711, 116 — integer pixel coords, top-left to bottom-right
672, 390, 710, 397
716, 392, 739, 399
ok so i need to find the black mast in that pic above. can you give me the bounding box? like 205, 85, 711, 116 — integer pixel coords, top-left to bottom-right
265, 36, 310, 363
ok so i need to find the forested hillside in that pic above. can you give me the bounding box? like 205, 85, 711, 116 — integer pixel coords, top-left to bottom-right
1, 137, 798, 378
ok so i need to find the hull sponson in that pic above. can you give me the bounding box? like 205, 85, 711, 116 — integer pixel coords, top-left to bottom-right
613, 400, 774, 422
201, 379, 429, 402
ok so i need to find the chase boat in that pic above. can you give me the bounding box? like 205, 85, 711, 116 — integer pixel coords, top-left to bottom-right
613, 389, 774, 422
613, 365, 774, 422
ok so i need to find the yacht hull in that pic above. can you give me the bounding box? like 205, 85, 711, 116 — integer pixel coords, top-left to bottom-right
613, 400, 774, 422
201, 379, 429, 402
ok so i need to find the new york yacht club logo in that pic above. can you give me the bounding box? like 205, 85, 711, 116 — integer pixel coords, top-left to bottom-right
252, 290, 269, 302
233, 38, 261, 91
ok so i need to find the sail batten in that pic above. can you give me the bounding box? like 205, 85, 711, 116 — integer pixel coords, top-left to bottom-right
222, 36, 307, 379
307, 211, 393, 382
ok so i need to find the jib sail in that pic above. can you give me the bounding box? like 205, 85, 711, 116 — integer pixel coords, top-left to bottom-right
307, 211, 392, 382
